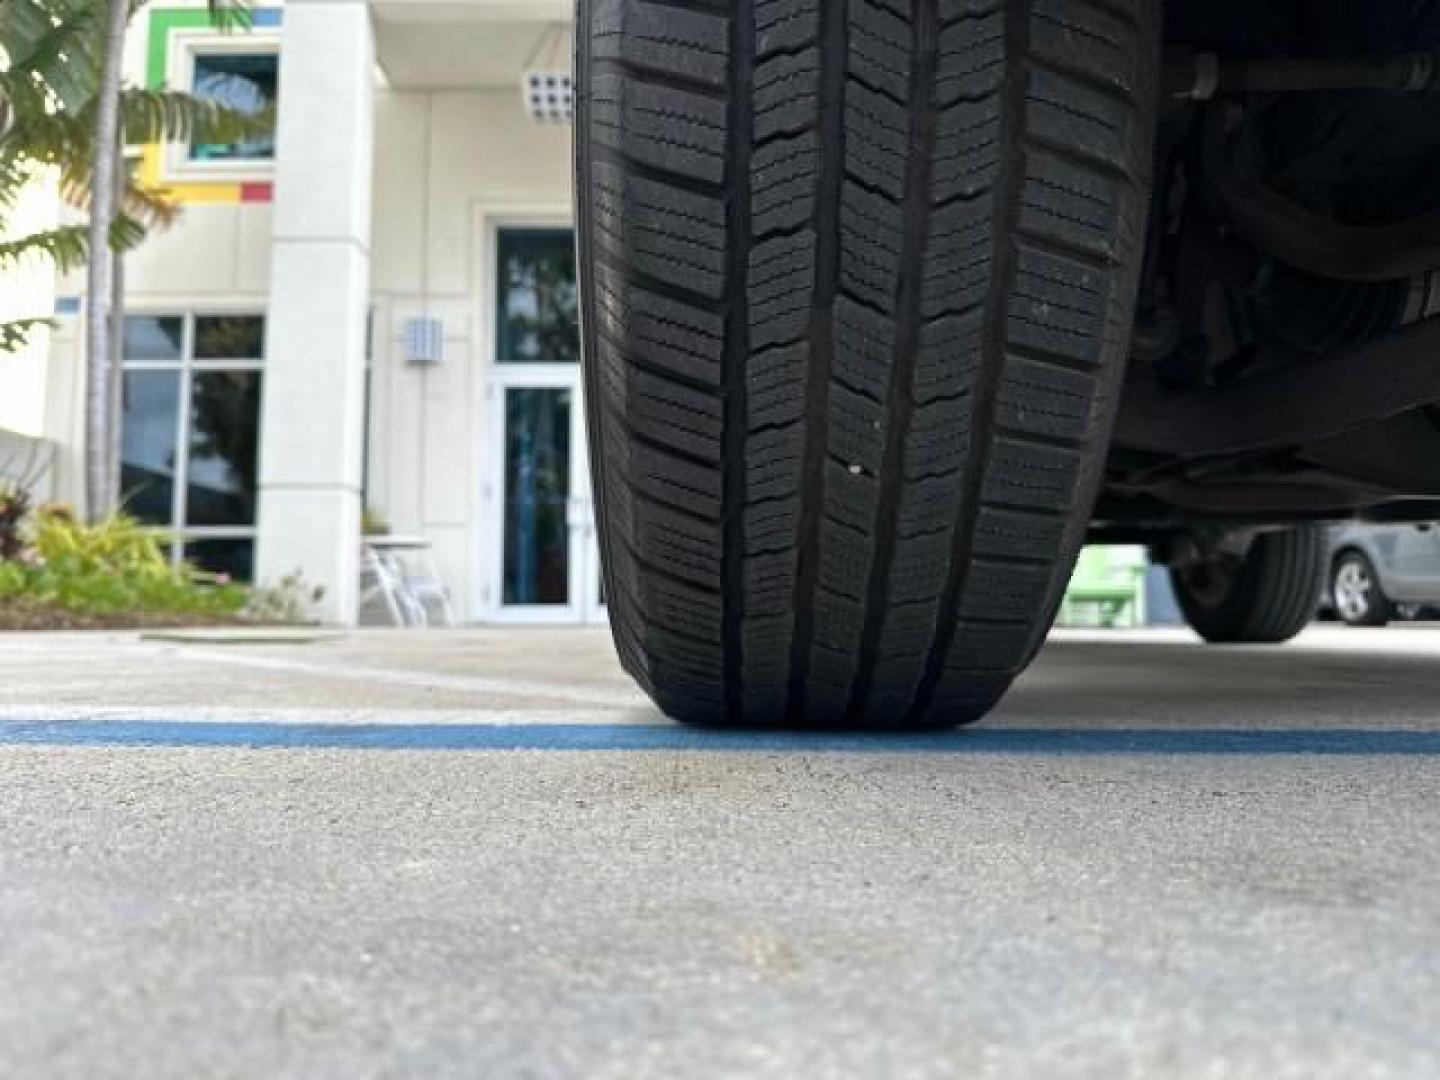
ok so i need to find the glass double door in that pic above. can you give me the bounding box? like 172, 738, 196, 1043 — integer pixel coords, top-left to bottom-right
491, 367, 604, 623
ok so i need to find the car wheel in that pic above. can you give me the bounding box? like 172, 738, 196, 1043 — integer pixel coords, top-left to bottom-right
577, 0, 1160, 726
1171, 528, 1325, 645
1332, 551, 1394, 627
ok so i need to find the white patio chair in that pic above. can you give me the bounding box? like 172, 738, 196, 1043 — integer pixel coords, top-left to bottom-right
363, 537, 456, 628
360, 543, 426, 627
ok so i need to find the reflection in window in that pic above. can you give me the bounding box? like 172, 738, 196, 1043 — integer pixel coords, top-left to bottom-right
504, 388, 571, 605
496, 229, 578, 364
118, 314, 264, 580
185, 537, 254, 583
120, 371, 181, 525
194, 315, 265, 360
123, 315, 184, 362
190, 53, 278, 161
187, 371, 261, 528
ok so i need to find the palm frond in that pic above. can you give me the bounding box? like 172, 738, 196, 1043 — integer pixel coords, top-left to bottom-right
0, 225, 90, 274
0, 0, 62, 58
0, 0, 261, 324
0, 2, 99, 219
0, 318, 55, 354
0, 1, 105, 115
4, 110, 90, 177
0, 157, 41, 212
110, 211, 148, 253
210, 1, 254, 32
122, 183, 180, 231
119, 86, 274, 149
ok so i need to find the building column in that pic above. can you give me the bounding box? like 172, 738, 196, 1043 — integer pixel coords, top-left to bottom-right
256, 0, 374, 623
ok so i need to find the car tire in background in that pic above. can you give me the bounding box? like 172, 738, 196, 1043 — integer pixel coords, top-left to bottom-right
1331, 550, 1395, 627
576, 0, 1160, 726
1171, 527, 1326, 645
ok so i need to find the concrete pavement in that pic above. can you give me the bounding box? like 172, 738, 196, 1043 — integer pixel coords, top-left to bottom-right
1, 625, 1438, 1078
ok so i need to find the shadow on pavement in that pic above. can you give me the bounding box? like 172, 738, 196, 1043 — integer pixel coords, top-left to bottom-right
1002, 638, 1440, 725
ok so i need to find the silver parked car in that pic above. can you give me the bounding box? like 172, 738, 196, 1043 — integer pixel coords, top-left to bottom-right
1328, 525, 1440, 626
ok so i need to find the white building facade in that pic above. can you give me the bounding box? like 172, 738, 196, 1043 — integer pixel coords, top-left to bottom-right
15, 0, 597, 624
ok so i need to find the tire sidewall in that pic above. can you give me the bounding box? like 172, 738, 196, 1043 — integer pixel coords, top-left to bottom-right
1171, 555, 1259, 642
1172, 527, 1324, 644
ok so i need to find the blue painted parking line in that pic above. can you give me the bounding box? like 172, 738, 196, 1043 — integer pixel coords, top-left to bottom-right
1, 720, 1438, 755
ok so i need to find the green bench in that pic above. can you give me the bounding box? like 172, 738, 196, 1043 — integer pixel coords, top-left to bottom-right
1059, 547, 1149, 628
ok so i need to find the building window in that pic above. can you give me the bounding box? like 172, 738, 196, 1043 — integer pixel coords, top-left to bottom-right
189, 52, 278, 161
120, 314, 264, 581
496, 229, 578, 364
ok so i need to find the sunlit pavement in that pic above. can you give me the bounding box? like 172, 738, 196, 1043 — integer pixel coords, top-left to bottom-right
1, 625, 1438, 1078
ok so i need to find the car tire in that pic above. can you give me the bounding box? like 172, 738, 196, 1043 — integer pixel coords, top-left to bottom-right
576, 0, 1160, 726
1171, 528, 1326, 645
1331, 551, 1394, 628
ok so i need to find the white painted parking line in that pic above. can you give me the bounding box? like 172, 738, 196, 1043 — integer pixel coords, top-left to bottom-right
0, 705, 632, 727
158, 646, 653, 710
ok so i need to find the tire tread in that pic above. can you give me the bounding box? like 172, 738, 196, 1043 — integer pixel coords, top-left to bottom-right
579, 0, 1158, 725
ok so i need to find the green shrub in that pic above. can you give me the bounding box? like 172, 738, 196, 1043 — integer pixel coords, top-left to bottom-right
0, 508, 250, 620
0, 484, 29, 561
31, 507, 170, 577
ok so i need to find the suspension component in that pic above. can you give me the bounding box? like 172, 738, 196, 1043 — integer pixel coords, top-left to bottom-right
1166, 48, 1440, 101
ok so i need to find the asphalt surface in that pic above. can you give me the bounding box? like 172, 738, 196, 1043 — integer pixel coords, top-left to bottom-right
1, 624, 1438, 1079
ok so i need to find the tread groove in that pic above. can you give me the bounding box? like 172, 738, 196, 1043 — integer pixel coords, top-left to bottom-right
846, 0, 941, 721
721, 0, 756, 721
907, 0, 1031, 723
785, 0, 848, 723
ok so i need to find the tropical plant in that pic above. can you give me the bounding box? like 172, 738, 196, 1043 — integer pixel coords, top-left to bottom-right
0, 0, 260, 519
1, 1, 100, 290
28, 503, 170, 575
0, 502, 318, 627
0, 505, 252, 621
0, 482, 31, 560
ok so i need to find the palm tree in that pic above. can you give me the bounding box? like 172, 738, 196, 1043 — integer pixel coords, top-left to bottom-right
85, 0, 129, 520
1, 0, 98, 353
1, 0, 257, 519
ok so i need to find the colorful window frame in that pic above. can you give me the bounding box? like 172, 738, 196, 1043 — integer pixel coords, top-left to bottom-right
139, 7, 284, 206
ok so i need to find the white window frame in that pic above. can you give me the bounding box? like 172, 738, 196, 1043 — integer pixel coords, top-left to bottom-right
121, 311, 265, 577
162, 30, 281, 184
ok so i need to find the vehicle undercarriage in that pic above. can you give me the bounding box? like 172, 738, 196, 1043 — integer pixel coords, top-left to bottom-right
1101, 1, 1440, 543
